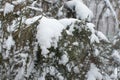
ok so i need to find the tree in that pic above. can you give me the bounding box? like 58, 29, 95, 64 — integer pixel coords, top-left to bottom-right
0, 0, 120, 80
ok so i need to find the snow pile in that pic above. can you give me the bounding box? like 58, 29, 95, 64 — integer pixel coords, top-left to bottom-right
4, 3, 14, 16
94, 48, 100, 56
59, 18, 80, 27
25, 15, 42, 25
5, 35, 15, 50
111, 50, 120, 63
87, 23, 95, 34
96, 31, 109, 42
65, 0, 93, 21
110, 68, 118, 79
90, 34, 100, 44
87, 63, 102, 80
36, 17, 64, 57
59, 18, 81, 33
59, 53, 69, 65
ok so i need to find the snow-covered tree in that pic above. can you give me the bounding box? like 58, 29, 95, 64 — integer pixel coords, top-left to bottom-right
0, 0, 120, 80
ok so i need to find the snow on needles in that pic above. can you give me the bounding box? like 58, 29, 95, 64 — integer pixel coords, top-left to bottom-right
65, 0, 93, 21
36, 17, 64, 57
4, 3, 14, 16
25, 15, 42, 25
5, 35, 15, 50
87, 63, 102, 80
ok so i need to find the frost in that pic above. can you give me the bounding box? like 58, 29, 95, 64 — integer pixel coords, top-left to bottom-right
36, 17, 64, 57
4, 3, 14, 16
90, 34, 100, 44
25, 15, 42, 25
87, 63, 102, 80
96, 31, 109, 42
5, 35, 15, 50
65, 0, 93, 21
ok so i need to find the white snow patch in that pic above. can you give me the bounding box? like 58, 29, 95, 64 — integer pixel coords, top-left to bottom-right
5, 35, 15, 50
59, 53, 69, 65
12, 0, 25, 5
87, 23, 95, 33
57, 6, 64, 18
72, 42, 79, 46
111, 50, 120, 63
36, 17, 64, 57
25, 15, 42, 25
4, 3, 14, 16
59, 18, 80, 27
110, 68, 118, 79
59, 18, 81, 33
90, 34, 100, 44
96, 31, 109, 42
94, 49, 100, 56
65, 0, 93, 21
87, 63, 102, 80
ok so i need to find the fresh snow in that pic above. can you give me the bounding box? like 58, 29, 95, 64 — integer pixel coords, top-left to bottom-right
90, 34, 100, 44
87, 63, 102, 80
25, 15, 42, 25
5, 35, 15, 50
12, 0, 25, 5
96, 31, 109, 42
36, 17, 64, 57
4, 3, 14, 16
87, 23, 95, 33
111, 50, 120, 63
65, 0, 93, 21
59, 53, 69, 65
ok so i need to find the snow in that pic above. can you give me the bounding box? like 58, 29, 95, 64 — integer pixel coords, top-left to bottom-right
90, 34, 100, 44
94, 48, 100, 56
12, 0, 25, 5
86, 23, 95, 33
59, 53, 69, 65
110, 68, 118, 79
25, 15, 42, 25
72, 42, 79, 46
5, 35, 15, 50
59, 18, 80, 33
57, 6, 64, 18
0, 9, 3, 12
96, 31, 110, 42
36, 17, 64, 57
111, 50, 120, 63
65, 0, 93, 21
59, 18, 80, 27
27, 6, 43, 12
87, 63, 102, 80
4, 3, 14, 16
7, 20, 17, 32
